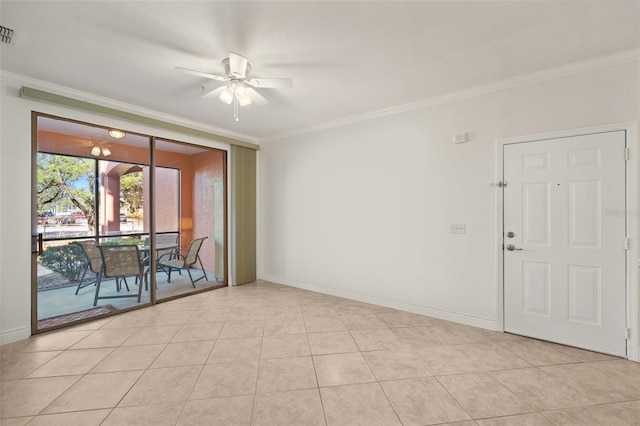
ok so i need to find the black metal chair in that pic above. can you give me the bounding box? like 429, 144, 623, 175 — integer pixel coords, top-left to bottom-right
157, 237, 208, 288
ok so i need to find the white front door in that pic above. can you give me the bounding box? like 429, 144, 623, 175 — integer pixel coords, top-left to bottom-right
503, 131, 627, 357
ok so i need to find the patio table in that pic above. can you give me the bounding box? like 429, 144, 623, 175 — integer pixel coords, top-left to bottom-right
139, 243, 179, 283
138, 242, 178, 263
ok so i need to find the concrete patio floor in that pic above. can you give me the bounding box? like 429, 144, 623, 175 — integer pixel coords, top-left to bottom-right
37, 268, 221, 324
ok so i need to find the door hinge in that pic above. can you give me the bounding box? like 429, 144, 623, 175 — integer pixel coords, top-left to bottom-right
624, 238, 631, 250
625, 147, 630, 160
497, 181, 507, 188
625, 327, 631, 340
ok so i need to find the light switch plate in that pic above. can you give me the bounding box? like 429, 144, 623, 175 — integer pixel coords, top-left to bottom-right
450, 224, 465, 234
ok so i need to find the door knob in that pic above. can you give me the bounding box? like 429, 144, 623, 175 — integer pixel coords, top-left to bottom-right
506, 244, 523, 251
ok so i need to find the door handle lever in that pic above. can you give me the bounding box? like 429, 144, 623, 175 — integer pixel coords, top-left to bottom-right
506, 244, 523, 251
32, 233, 43, 254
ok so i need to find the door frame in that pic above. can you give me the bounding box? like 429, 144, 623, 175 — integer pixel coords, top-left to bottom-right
495, 122, 639, 361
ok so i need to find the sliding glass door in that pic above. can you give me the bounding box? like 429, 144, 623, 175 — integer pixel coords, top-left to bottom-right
154, 139, 226, 301
32, 114, 226, 333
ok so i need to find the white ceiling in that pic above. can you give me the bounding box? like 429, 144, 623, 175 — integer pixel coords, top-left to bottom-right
2, 1, 638, 140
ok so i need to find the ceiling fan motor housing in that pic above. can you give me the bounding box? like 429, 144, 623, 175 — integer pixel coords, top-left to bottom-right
222, 57, 251, 79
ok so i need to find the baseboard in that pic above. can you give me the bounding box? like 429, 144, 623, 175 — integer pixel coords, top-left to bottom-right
0, 326, 30, 346
259, 274, 498, 331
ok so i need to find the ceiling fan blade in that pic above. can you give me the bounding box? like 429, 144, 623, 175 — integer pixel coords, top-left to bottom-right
246, 88, 269, 105
175, 67, 227, 82
248, 78, 293, 89
202, 86, 227, 98
228, 52, 249, 79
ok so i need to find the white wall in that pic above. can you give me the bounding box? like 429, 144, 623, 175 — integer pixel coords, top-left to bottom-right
0, 72, 239, 344
2, 62, 639, 354
258, 61, 640, 335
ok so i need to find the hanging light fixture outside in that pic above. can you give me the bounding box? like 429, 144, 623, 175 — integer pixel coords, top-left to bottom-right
108, 129, 126, 139
91, 145, 111, 157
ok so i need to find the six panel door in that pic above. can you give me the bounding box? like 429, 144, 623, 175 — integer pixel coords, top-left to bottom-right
503, 131, 627, 356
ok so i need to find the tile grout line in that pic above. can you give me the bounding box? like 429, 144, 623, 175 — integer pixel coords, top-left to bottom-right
375, 380, 405, 425
307, 311, 330, 426
170, 309, 216, 425
101, 313, 180, 423
248, 300, 263, 426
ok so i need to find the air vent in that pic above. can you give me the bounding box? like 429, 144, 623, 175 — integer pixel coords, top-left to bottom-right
1, 25, 14, 44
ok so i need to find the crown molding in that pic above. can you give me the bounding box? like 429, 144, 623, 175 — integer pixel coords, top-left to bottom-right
261, 49, 640, 143
0, 70, 259, 145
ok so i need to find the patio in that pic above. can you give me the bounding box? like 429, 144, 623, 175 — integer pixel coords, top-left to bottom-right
37, 266, 220, 329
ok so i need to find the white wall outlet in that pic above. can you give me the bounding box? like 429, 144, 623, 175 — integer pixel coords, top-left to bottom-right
450, 224, 465, 234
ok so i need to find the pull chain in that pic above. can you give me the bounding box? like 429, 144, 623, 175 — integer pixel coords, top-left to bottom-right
233, 96, 239, 121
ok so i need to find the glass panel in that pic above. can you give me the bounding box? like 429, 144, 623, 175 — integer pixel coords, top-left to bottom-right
35, 116, 151, 331
97, 160, 148, 237
155, 167, 179, 233
154, 139, 226, 300
37, 153, 95, 236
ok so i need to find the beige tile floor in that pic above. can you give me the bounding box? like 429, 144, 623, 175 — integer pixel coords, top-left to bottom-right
1, 280, 639, 425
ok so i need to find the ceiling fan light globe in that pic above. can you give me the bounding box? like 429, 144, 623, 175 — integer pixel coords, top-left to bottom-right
91, 146, 101, 156
237, 94, 252, 106
235, 83, 246, 97
101, 147, 111, 157
219, 87, 234, 104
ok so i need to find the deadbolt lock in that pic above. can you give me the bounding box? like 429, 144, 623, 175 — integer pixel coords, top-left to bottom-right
506, 231, 515, 238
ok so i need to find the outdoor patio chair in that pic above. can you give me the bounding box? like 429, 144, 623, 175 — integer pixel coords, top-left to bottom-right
94, 245, 149, 306
157, 233, 181, 279
73, 240, 102, 295
143, 233, 181, 277
156, 233, 180, 257
157, 237, 208, 288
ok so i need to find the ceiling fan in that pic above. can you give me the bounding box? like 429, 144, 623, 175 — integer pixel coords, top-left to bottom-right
176, 52, 293, 121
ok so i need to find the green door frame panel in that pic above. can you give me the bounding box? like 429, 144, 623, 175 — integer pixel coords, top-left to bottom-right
231, 145, 257, 285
